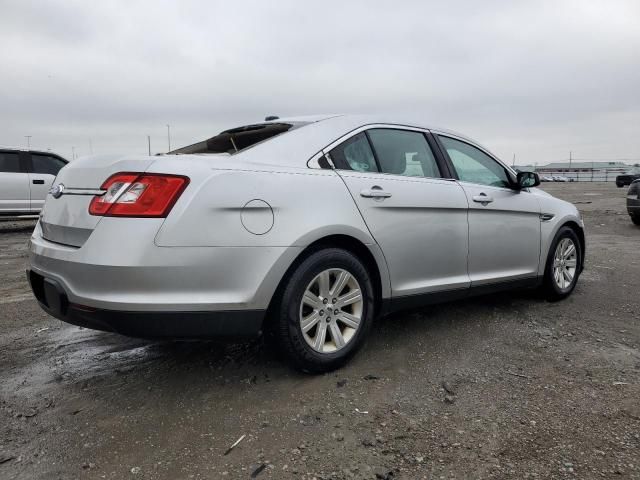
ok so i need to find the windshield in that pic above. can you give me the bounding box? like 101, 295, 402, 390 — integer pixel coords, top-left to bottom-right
168, 122, 297, 155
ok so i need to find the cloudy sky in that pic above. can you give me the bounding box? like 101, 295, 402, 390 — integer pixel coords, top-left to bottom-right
1, 0, 639, 165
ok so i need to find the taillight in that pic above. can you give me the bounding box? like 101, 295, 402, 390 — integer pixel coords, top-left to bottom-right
89, 173, 189, 217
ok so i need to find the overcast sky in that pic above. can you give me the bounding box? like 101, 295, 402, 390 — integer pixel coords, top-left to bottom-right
1, 0, 639, 165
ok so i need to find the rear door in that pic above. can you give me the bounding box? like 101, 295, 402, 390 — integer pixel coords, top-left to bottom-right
0, 151, 30, 214
329, 127, 470, 299
436, 134, 541, 285
28, 153, 67, 212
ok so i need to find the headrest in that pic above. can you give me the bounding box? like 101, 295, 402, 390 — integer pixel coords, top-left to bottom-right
388, 154, 406, 175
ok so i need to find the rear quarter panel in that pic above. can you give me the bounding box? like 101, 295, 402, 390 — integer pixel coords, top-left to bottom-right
154, 165, 374, 248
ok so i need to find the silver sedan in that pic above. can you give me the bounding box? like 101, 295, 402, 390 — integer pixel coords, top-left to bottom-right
28, 115, 585, 372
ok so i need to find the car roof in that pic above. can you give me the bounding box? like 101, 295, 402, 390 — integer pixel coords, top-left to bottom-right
236, 114, 500, 167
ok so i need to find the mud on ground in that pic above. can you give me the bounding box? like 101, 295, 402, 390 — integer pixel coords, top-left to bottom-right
0, 182, 638, 479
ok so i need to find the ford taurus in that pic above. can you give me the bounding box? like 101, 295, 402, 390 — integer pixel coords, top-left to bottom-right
27, 115, 585, 372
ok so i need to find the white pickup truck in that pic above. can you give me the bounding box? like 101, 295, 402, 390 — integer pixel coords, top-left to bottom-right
0, 148, 68, 216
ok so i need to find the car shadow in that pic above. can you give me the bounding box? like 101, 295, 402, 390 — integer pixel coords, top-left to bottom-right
34, 287, 547, 394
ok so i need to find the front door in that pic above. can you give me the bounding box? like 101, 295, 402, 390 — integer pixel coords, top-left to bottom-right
437, 135, 541, 285
330, 128, 470, 298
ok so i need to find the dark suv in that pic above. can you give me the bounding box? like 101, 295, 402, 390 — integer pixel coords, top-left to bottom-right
616, 168, 640, 187
0, 148, 68, 216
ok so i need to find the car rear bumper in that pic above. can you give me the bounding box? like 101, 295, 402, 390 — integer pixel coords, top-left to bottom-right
27, 269, 265, 338
28, 220, 300, 312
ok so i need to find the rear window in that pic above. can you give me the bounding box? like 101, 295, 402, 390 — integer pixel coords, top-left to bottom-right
169, 123, 296, 155
0, 152, 21, 173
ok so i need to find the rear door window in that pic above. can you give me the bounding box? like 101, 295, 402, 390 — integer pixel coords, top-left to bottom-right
330, 132, 379, 173
367, 129, 441, 178
31, 154, 66, 176
0, 152, 21, 173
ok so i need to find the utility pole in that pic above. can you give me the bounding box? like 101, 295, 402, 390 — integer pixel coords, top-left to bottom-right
512, 153, 516, 167
25, 136, 32, 149
72, 146, 76, 160
569, 151, 572, 169
166, 124, 171, 151
147, 135, 151, 156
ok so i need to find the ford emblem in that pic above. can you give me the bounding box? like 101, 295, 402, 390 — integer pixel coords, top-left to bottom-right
50, 183, 65, 199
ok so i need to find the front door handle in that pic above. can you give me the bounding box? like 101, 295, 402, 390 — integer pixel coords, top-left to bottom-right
32, 179, 45, 185
360, 186, 392, 199
472, 193, 494, 204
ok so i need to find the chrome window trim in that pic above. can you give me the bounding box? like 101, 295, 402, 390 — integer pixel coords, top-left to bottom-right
306, 150, 335, 169
312, 123, 444, 181
322, 123, 431, 154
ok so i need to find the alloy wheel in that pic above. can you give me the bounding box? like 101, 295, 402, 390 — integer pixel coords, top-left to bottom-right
552, 238, 578, 290
299, 268, 363, 353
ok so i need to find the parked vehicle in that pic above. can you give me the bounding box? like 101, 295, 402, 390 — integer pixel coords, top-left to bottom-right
628, 179, 640, 225
0, 148, 68, 216
616, 168, 640, 187
540, 175, 554, 182
27, 115, 585, 372
552, 175, 570, 182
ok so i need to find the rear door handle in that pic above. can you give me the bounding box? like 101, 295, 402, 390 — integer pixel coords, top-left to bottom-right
472, 193, 493, 204
360, 186, 392, 199
32, 179, 45, 185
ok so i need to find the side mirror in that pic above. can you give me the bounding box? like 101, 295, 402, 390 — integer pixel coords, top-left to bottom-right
516, 171, 540, 189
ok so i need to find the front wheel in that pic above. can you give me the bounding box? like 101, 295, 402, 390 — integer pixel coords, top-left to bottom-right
275, 248, 375, 373
542, 227, 582, 301
631, 214, 640, 226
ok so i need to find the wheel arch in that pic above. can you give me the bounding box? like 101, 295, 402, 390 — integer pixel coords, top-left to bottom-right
264, 234, 389, 326
562, 220, 586, 272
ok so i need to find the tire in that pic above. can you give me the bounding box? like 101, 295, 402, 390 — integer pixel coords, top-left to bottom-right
631, 214, 640, 226
274, 248, 375, 373
542, 226, 582, 301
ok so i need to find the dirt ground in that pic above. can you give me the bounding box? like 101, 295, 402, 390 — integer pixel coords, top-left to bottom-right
0, 182, 638, 480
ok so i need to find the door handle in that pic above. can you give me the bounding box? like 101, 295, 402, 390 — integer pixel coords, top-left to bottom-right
360, 186, 392, 199
472, 193, 493, 204
32, 179, 45, 185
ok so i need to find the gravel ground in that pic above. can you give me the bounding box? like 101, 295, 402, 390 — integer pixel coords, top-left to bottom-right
0, 182, 638, 479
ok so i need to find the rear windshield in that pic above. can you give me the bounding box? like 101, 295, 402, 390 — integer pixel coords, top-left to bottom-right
169, 123, 296, 155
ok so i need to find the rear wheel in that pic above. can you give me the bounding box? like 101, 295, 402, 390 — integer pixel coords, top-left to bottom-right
542, 226, 582, 301
275, 248, 374, 373
631, 214, 640, 226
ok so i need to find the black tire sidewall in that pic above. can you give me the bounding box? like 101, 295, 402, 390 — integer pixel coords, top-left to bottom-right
277, 248, 374, 372
544, 226, 582, 300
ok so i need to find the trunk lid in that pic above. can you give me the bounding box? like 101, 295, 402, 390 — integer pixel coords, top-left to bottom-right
40, 155, 155, 247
